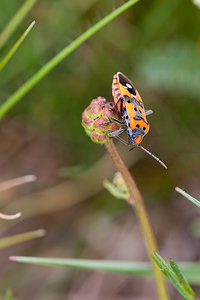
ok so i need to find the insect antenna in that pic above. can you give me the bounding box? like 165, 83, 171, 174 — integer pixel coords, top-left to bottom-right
138, 145, 167, 169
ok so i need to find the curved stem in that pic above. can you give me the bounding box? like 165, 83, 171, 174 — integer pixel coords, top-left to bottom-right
105, 139, 170, 300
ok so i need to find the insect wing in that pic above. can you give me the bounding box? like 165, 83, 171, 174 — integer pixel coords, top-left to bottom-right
117, 72, 136, 99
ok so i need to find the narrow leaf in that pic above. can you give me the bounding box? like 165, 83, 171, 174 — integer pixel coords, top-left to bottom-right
0, 0, 140, 119
175, 187, 200, 208
152, 253, 197, 300
0, 21, 35, 71
0, 0, 38, 50
170, 260, 195, 296
9, 256, 152, 276
0, 229, 45, 248
8, 256, 200, 286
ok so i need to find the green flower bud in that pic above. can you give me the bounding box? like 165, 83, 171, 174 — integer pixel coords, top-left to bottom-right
103, 172, 134, 205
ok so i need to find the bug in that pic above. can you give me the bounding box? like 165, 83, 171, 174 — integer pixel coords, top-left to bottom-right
108, 72, 167, 169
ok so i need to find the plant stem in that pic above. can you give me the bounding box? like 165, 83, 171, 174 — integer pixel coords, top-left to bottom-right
0, 0, 140, 119
105, 139, 170, 300
0, 0, 38, 50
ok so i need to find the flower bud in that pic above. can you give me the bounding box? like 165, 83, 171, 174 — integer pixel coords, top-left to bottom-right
104, 172, 134, 205
82, 96, 122, 144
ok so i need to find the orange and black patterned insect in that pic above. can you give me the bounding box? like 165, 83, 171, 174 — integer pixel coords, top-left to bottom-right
108, 72, 167, 168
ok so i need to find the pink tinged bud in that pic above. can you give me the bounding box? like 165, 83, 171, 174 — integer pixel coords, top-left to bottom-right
87, 97, 106, 118
82, 96, 122, 144
91, 132, 107, 143
102, 103, 116, 118
82, 110, 93, 128
94, 117, 108, 131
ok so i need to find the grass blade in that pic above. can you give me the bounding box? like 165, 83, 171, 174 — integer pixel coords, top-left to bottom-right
152, 252, 197, 300
0, 21, 35, 71
175, 187, 200, 208
8, 256, 200, 285
9, 256, 152, 276
170, 260, 195, 296
0, 0, 38, 50
0, 229, 45, 248
0, 0, 139, 119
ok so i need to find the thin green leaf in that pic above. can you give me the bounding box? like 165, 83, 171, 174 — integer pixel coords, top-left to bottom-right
151, 252, 166, 271
0, 0, 38, 50
0, 0, 140, 119
0, 229, 45, 248
9, 256, 152, 276
9, 256, 200, 286
0, 21, 35, 71
170, 260, 195, 296
152, 253, 183, 291
175, 187, 200, 208
152, 253, 197, 300
165, 271, 194, 300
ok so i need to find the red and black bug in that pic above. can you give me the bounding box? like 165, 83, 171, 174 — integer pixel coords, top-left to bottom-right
108, 72, 167, 169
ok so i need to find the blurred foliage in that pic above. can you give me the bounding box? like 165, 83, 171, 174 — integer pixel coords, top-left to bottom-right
0, 0, 200, 299
152, 252, 197, 300
3, 289, 16, 300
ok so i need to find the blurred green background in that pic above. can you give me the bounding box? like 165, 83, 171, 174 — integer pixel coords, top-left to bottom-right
0, 0, 200, 299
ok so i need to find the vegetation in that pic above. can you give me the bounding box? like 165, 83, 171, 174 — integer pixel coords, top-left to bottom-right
0, 0, 199, 299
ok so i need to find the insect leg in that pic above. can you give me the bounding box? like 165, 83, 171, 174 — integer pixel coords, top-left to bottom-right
104, 128, 126, 136
110, 97, 124, 115
99, 117, 125, 126
106, 128, 129, 145
114, 135, 129, 145
108, 117, 125, 125
145, 109, 153, 116
101, 103, 115, 109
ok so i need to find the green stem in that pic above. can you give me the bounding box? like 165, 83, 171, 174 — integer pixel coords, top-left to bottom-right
0, 0, 38, 50
0, 0, 140, 119
105, 139, 170, 300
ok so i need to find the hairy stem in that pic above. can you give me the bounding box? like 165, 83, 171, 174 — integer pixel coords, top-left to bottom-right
105, 139, 169, 300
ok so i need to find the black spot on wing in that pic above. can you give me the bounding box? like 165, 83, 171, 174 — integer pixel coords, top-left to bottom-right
117, 72, 136, 96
